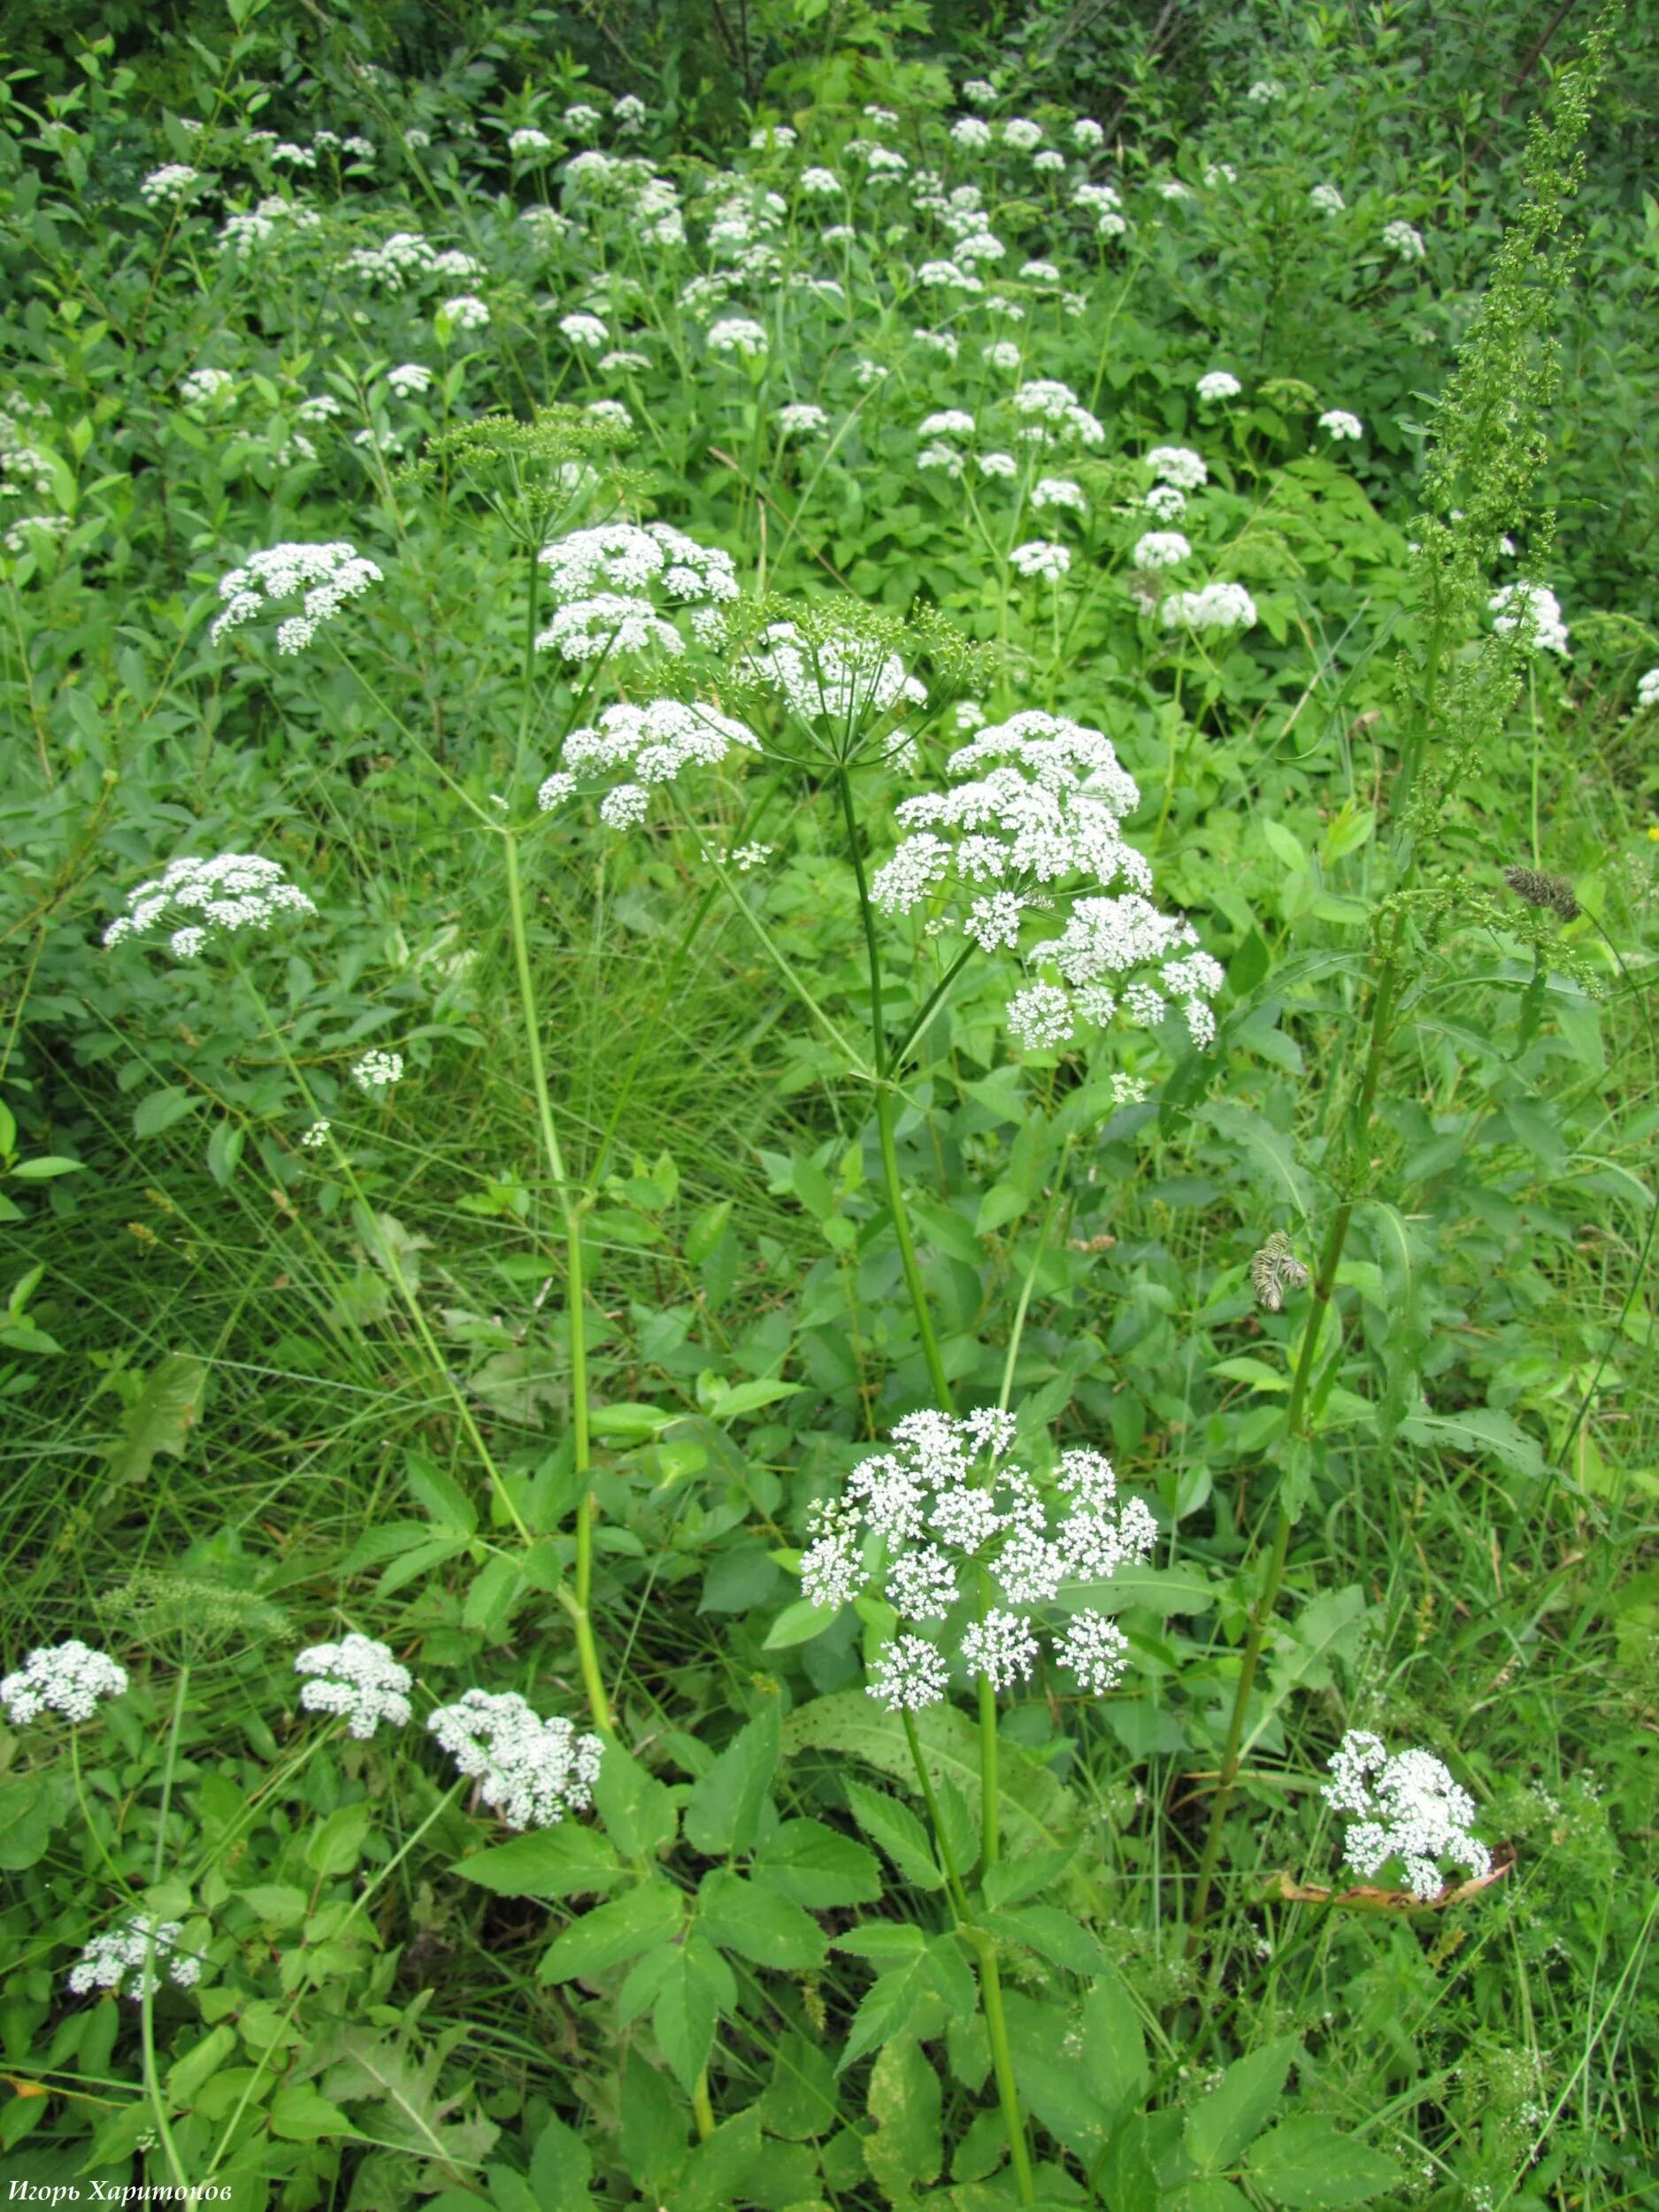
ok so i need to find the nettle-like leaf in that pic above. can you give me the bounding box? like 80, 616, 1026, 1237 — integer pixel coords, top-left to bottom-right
315, 2023, 499, 2170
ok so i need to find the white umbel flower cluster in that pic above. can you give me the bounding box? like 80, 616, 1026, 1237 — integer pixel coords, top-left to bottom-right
1323, 1730, 1491, 1902
537, 698, 762, 827
1009, 539, 1071, 580
799, 1410, 1156, 1709
534, 522, 738, 663
1160, 580, 1258, 634
870, 710, 1217, 1049
1488, 580, 1569, 657
211, 540, 383, 653
427, 1689, 603, 1829
352, 1048, 404, 1094
2, 1640, 127, 1725
69, 1916, 201, 2002
1318, 409, 1363, 441
1146, 445, 1207, 492
103, 854, 316, 960
294, 1633, 412, 1739
1196, 370, 1241, 403
740, 621, 926, 730
1381, 219, 1425, 260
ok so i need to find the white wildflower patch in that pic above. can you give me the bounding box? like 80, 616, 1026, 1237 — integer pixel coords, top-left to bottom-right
538, 698, 762, 827
70, 1917, 201, 2001
799, 1411, 1156, 1708
2, 1640, 127, 1724
1488, 580, 1569, 657
103, 854, 316, 959
1323, 1730, 1491, 1901
295, 1633, 412, 1738
210, 540, 383, 653
352, 1048, 403, 1094
534, 522, 738, 663
428, 1689, 603, 1828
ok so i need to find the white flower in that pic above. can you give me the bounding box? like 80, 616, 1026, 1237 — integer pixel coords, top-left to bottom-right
599, 349, 649, 373
297, 394, 342, 424
1144, 483, 1187, 520
1146, 445, 1206, 492
983, 340, 1022, 372
951, 117, 993, 150
1247, 78, 1285, 104
1071, 118, 1104, 148
1007, 981, 1073, 1048
2, 1640, 127, 1725
1053, 1610, 1131, 1693
1636, 668, 1659, 709
749, 122, 797, 149
914, 328, 960, 362
1156, 179, 1196, 203
1381, 218, 1425, 260
564, 103, 601, 134
352, 1048, 404, 1094
301, 1119, 331, 1148
1161, 580, 1257, 633
1488, 580, 1569, 657
1019, 259, 1060, 282
180, 366, 236, 407
438, 294, 490, 333
559, 311, 609, 350
430, 1690, 603, 1828
1196, 370, 1241, 403
1323, 1730, 1490, 1901
1010, 379, 1103, 447
1097, 209, 1129, 240
1133, 531, 1191, 570
777, 402, 829, 437
918, 410, 976, 442
1033, 150, 1066, 173
534, 522, 735, 664
1029, 476, 1085, 514
103, 854, 316, 956
1010, 539, 1071, 580
707, 316, 768, 356
1002, 119, 1043, 151
918, 443, 964, 477
270, 142, 316, 168
1318, 409, 1363, 441
963, 78, 997, 107
69, 1917, 200, 2002
741, 621, 924, 727
509, 127, 553, 157
387, 362, 434, 396
1203, 162, 1238, 188
142, 164, 203, 206
211, 539, 382, 653
960, 1609, 1039, 1691
543, 698, 761, 824
731, 841, 773, 871
800, 166, 842, 196
979, 450, 1018, 479
295, 1633, 412, 1739
614, 94, 647, 132
868, 1635, 950, 1711
1310, 183, 1346, 215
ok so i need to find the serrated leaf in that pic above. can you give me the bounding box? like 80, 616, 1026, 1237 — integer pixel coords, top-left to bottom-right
1248, 2116, 1405, 2206
270, 2082, 357, 2142
651, 1933, 726, 2095
404, 1449, 477, 1533
540, 1878, 682, 1980
684, 1701, 779, 1856
845, 1780, 943, 1892
102, 1354, 206, 1485
1184, 2038, 1296, 2170
697, 1867, 827, 1968
593, 1740, 679, 1859
756, 1819, 883, 1908
453, 1826, 621, 1901
133, 1086, 201, 1140
528, 2111, 593, 2210
306, 1802, 372, 1879
864, 2035, 942, 2204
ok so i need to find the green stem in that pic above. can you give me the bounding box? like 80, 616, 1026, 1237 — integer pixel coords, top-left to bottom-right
1187, 922, 1406, 1941
834, 764, 955, 1414
69, 1728, 131, 1892
502, 828, 611, 1733
138, 1666, 193, 2202
977, 1672, 1001, 1872
692, 2072, 716, 2139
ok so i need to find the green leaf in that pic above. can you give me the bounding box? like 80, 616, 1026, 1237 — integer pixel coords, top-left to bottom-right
306, 1802, 372, 1879
9, 1155, 85, 1180
404, 1448, 478, 1533
133, 1086, 202, 1140
453, 1826, 621, 1901
461, 1550, 526, 1635
674, 2103, 764, 2212
1080, 1966, 1149, 2123
592, 1741, 678, 1859
981, 1904, 1104, 1977
166, 2024, 237, 2106
1248, 2116, 1405, 2206
1054, 1563, 1217, 1617
1398, 1405, 1545, 1478
102, 1354, 206, 1486
755, 1818, 882, 1908
782, 1694, 1079, 1857
1171, 2184, 1255, 2212
840, 1932, 973, 2073
651, 1932, 726, 2095
1001, 1988, 1123, 2162
1184, 2038, 1297, 2170
684, 1700, 779, 1855
205, 1119, 244, 1188
235, 1884, 309, 1929
0, 1775, 58, 1871
540, 1878, 682, 1980
697, 1867, 827, 1968
763, 1595, 842, 1648
981, 1845, 1078, 1910
845, 1779, 943, 1892
760, 2031, 842, 2140
528, 2111, 594, 2210
864, 2035, 942, 2204
270, 2082, 358, 2142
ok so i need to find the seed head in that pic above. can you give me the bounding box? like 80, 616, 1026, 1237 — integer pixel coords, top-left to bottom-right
1250, 1232, 1310, 1313
1502, 866, 1579, 921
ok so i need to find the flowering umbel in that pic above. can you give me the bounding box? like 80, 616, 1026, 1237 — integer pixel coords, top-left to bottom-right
799, 1410, 1156, 1709
2, 1640, 127, 1724
1323, 1730, 1491, 1902
428, 1689, 603, 1828
69, 1916, 201, 2001
295, 1633, 413, 1739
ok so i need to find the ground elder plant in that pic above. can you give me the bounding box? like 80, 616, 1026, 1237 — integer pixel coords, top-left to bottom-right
0, 4, 1655, 2207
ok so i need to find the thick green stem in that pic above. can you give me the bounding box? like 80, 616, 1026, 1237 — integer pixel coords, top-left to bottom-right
978, 1673, 1001, 1873
835, 764, 956, 1414
503, 828, 611, 1732
139, 1667, 193, 2202
1187, 925, 1405, 1941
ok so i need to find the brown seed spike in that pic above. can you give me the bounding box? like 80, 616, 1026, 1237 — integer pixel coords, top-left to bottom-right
1502, 865, 1580, 921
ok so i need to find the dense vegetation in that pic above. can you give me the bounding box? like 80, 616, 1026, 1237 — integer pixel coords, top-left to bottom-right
1, 4, 1655, 2208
